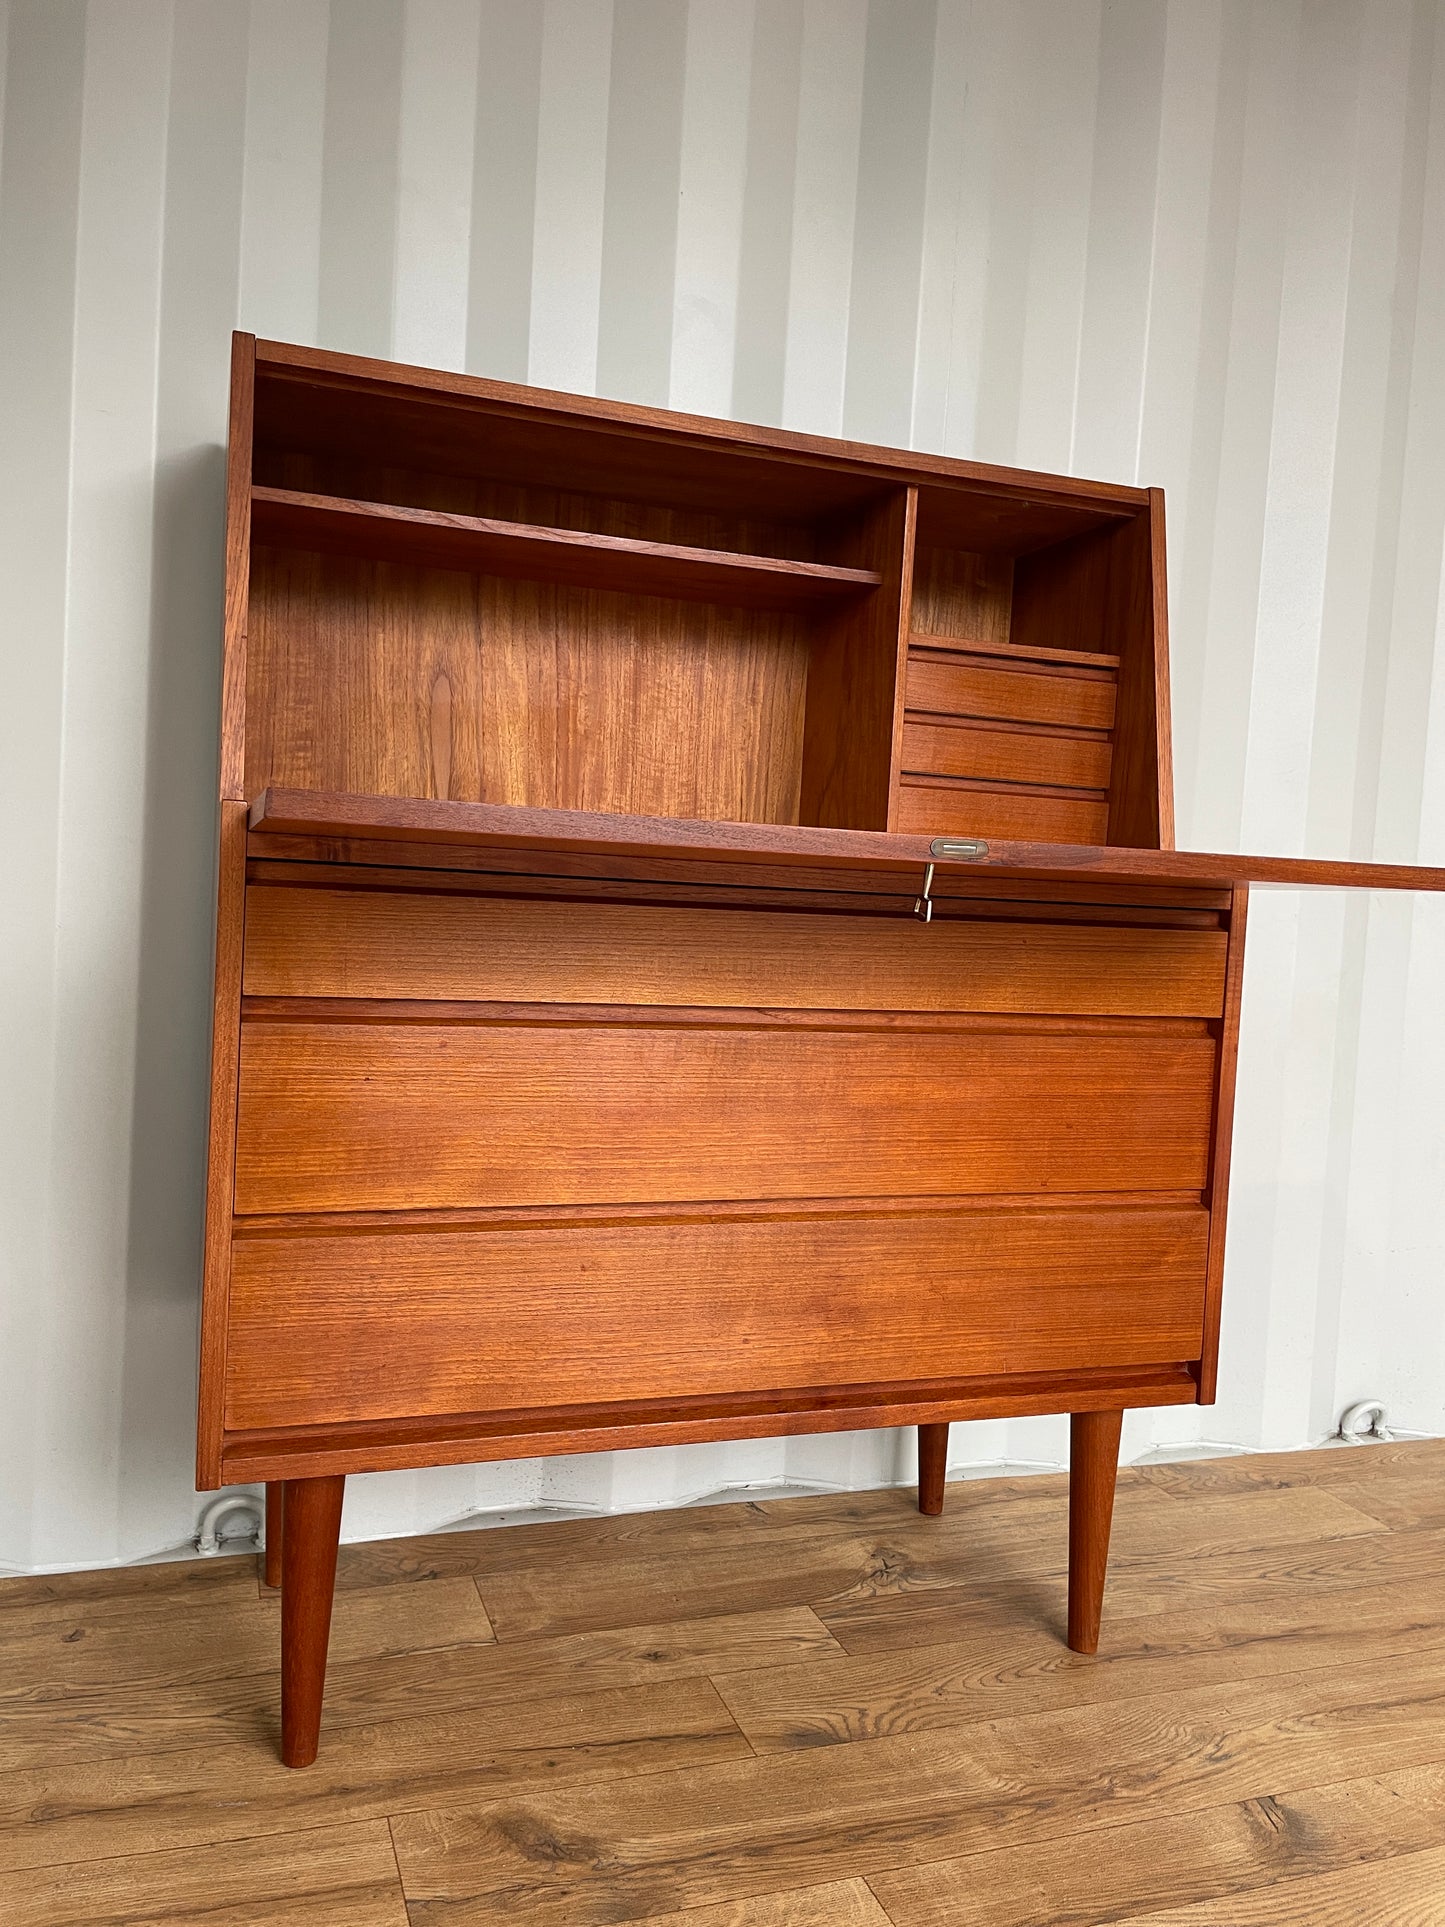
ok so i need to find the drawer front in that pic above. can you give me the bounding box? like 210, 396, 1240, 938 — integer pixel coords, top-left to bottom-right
893, 782, 1110, 844
233, 1018, 1217, 1215
901, 719, 1112, 791
243, 886, 1227, 1017
225, 1205, 1211, 1428
905, 655, 1117, 732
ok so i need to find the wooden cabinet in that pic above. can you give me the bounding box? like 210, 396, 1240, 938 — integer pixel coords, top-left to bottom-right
200, 335, 1445, 1767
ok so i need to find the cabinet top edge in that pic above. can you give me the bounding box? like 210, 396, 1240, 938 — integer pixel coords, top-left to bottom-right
246, 334, 1152, 513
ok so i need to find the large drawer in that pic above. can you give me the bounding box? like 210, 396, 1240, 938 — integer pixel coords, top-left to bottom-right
242, 886, 1228, 1017
233, 1016, 1217, 1214
225, 1204, 1210, 1429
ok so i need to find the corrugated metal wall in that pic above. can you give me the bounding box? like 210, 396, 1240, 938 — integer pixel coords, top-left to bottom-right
3, 0, 1444, 1570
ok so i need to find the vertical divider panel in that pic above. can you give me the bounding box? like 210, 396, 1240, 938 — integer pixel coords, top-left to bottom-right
887, 486, 919, 830
800, 487, 916, 831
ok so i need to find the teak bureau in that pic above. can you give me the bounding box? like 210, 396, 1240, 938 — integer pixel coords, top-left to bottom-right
200, 335, 1445, 1767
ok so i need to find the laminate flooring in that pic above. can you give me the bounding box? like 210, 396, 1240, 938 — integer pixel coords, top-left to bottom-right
2, 1440, 1444, 1923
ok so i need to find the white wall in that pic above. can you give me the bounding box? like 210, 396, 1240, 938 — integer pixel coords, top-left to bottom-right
3, 0, 1444, 1573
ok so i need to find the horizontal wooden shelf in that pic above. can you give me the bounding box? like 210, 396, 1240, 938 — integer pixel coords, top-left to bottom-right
251, 486, 883, 610
246, 787, 1445, 898
911, 632, 1122, 672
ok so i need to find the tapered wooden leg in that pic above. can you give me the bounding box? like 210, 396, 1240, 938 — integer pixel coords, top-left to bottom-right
263, 1482, 283, 1588
280, 1474, 345, 1768
1068, 1409, 1123, 1654
917, 1422, 949, 1515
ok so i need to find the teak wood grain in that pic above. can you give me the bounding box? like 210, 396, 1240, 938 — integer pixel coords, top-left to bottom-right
254, 335, 1148, 529
219, 336, 254, 803
220, 1366, 1198, 1484
246, 551, 814, 827
803, 488, 914, 831
913, 631, 1122, 670
1198, 883, 1249, 1403
198, 334, 1445, 1767
223, 1205, 1210, 1429
901, 717, 1112, 791
244, 786, 1445, 894
242, 843, 1234, 914
905, 651, 1118, 731
241, 887, 1229, 1016
907, 543, 1012, 643
196, 801, 248, 1484
232, 1019, 1217, 1215
252, 486, 882, 610
893, 780, 1110, 843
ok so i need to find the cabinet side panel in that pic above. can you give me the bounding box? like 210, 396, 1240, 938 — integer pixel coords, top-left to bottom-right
1197, 883, 1248, 1403
225, 1205, 1211, 1428
197, 800, 248, 1485
1104, 504, 1169, 848
220, 333, 255, 803
1147, 487, 1176, 848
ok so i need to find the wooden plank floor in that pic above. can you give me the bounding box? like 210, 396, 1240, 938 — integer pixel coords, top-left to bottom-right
2, 1440, 1444, 1923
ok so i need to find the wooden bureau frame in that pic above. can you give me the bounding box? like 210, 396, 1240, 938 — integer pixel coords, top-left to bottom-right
200, 335, 1445, 1766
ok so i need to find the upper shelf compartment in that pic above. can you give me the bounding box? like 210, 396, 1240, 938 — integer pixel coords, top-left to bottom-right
252, 345, 1142, 546
250, 487, 883, 612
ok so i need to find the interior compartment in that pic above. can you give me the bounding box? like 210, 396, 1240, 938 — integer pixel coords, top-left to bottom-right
247, 395, 910, 829
245, 492, 906, 829
895, 484, 1165, 847
246, 361, 1164, 846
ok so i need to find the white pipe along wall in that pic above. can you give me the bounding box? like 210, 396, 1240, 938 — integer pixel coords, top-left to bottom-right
2, 0, 1443, 1573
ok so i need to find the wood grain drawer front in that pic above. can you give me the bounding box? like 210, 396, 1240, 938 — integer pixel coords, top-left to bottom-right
233, 1020, 1217, 1214
894, 782, 1110, 844
225, 1205, 1211, 1428
902, 719, 1112, 791
906, 655, 1117, 731
244, 887, 1227, 1017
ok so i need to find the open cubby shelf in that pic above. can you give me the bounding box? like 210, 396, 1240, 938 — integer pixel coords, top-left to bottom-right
250, 486, 883, 611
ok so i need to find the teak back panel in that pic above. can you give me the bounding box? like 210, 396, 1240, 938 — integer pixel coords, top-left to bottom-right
247, 550, 813, 825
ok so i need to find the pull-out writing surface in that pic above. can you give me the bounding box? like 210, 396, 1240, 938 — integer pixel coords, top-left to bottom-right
202, 335, 1445, 1769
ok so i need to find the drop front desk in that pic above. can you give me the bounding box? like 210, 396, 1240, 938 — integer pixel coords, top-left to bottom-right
200, 335, 1445, 1766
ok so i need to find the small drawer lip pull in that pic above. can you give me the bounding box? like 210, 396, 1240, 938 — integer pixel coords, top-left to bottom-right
930, 836, 990, 862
